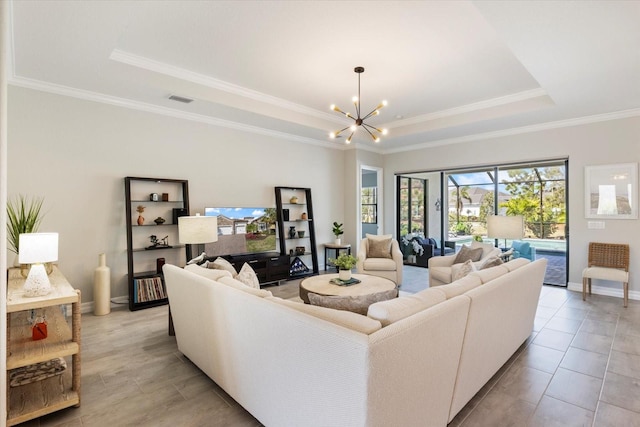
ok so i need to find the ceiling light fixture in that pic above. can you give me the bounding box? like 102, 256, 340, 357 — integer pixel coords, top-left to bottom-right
329, 66, 388, 144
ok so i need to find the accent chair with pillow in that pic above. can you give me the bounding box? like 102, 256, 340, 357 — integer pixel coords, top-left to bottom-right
356, 234, 403, 285
428, 241, 502, 286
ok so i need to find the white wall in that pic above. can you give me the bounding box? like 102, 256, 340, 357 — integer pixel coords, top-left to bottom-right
8, 86, 345, 305
383, 116, 640, 297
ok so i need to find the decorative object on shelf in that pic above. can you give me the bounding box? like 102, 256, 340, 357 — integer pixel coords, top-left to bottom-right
162, 193, 169, 202
330, 253, 357, 281
147, 235, 171, 249
289, 256, 309, 275
156, 257, 165, 273
136, 205, 145, 225
19, 232, 59, 297
332, 221, 344, 245
31, 315, 48, 340
329, 66, 388, 144
288, 226, 297, 239
298, 230, 306, 238
179, 213, 218, 261
301, 212, 308, 220
282, 209, 290, 221
94, 253, 111, 316
6, 195, 45, 264
290, 196, 298, 204
150, 193, 159, 201
296, 246, 305, 255
154, 217, 166, 225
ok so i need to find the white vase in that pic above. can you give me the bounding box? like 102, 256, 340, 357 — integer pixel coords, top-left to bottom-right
94, 253, 111, 316
339, 269, 351, 281
335, 238, 341, 245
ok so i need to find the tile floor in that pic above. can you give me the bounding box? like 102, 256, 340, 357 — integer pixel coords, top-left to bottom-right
24, 266, 640, 426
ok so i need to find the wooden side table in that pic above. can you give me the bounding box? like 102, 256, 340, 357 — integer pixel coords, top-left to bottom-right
324, 243, 352, 271
6, 266, 81, 426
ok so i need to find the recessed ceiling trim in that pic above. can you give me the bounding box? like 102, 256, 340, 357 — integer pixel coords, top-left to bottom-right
383, 88, 550, 129
8, 75, 347, 150
383, 107, 640, 154
109, 49, 344, 125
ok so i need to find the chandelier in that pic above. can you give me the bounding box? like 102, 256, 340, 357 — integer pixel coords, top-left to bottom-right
329, 66, 388, 143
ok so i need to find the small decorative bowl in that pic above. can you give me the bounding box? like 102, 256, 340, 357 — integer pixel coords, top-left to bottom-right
154, 217, 166, 225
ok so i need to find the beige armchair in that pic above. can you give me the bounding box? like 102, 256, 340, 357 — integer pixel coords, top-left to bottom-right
428, 241, 502, 287
356, 235, 403, 285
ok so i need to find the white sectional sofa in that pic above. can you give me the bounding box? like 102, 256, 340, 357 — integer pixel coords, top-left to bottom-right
164, 257, 547, 427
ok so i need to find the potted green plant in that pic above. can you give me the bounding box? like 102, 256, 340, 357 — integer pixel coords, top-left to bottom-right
330, 253, 357, 281
332, 222, 344, 244
6, 195, 45, 266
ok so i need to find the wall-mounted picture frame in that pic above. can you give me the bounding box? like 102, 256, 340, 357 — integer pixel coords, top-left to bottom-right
585, 162, 638, 219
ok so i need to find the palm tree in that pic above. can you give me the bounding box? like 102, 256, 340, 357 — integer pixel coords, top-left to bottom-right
450, 186, 472, 223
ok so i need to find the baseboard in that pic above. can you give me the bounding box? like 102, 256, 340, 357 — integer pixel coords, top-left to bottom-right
80, 294, 129, 314
567, 281, 639, 302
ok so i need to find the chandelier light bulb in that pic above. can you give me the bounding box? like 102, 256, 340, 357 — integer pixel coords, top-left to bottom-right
382, 128, 388, 135
352, 96, 359, 103
350, 125, 357, 131
329, 132, 336, 139
330, 104, 336, 111
374, 136, 380, 143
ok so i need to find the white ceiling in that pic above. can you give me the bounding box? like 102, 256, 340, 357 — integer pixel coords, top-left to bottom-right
8, 1, 640, 152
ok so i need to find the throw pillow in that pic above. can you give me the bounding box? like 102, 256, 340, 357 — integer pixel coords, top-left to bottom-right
452, 259, 477, 281
184, 264, 233, 281
480, 255, 503, 270
367, 237, 392, 259
236, 263, 260, 289
453, 245, 483, 264
211, 257, 237, 277
366, 233, 393, 241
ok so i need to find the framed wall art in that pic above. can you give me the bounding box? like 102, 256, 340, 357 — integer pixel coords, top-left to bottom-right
585, 162, 638, 219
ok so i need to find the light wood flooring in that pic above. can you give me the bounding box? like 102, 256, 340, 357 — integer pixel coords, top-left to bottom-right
20, 266, 640, 426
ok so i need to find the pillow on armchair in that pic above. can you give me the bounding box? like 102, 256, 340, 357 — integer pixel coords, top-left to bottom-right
366, 234, 393, 258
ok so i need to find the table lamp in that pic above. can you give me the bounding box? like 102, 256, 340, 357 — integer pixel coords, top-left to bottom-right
486, 215, 524, 249
19, 232, 59, 297
178, 213, 218, 264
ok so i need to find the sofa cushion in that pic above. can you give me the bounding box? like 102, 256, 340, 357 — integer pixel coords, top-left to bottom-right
480, 255, 503, 270
267, 297, 382, 334
367, 288, 447, 327
436, 275, 483, 299
218, 276, 273, 298
453, 245, 483, 264
366, 235, 392, 259
210, 257, 237, 277
470, 241, 499, 259
452, 259, 477, 281
363, 258, 397, 271
236, 262, 260, 289
503, 258, 530, 271
308, 289, 398, 316
184, 263, 233, 281
468, 265, 510, 284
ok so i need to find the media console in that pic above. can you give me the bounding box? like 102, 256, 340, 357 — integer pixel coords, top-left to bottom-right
220, 252, 290, 286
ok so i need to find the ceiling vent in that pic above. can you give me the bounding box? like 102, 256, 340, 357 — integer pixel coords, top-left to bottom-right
168, 95, 194, 104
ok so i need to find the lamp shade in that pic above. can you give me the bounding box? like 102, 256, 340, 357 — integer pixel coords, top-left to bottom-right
486, 215, 524, 240
19, 233, 59, 264
178, 214, 218, 244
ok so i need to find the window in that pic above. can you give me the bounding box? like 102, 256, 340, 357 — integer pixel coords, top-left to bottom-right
361, 187, 377, 224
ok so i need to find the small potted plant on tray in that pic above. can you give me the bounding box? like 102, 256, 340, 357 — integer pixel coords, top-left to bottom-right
330, 253, 357, 281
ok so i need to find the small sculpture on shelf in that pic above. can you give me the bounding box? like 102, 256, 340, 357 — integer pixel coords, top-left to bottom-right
288, 226, 297, 239
136, 205, 145, 225
147, 235, 171, 249
153, 217, 166, 225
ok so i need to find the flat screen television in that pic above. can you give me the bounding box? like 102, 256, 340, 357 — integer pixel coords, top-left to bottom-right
203, 207, 278, 257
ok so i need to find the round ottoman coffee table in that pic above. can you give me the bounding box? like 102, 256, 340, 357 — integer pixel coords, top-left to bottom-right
299, 274, 398, 315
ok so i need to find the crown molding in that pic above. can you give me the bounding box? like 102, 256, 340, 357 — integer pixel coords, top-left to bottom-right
383, 107, 640, 154
382, 88, 550, 129
109, 49, 343, 125
8, 75, 346, 150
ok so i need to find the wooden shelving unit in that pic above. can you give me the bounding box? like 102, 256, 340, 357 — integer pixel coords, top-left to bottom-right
125, 177, 190, 311
6, 267, 81, 426
274, 186, 319, 278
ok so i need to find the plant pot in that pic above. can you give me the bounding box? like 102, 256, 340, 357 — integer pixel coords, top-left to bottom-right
334, 238, 341, 245
298, 231, 305, 238
339, 269, 351, 281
